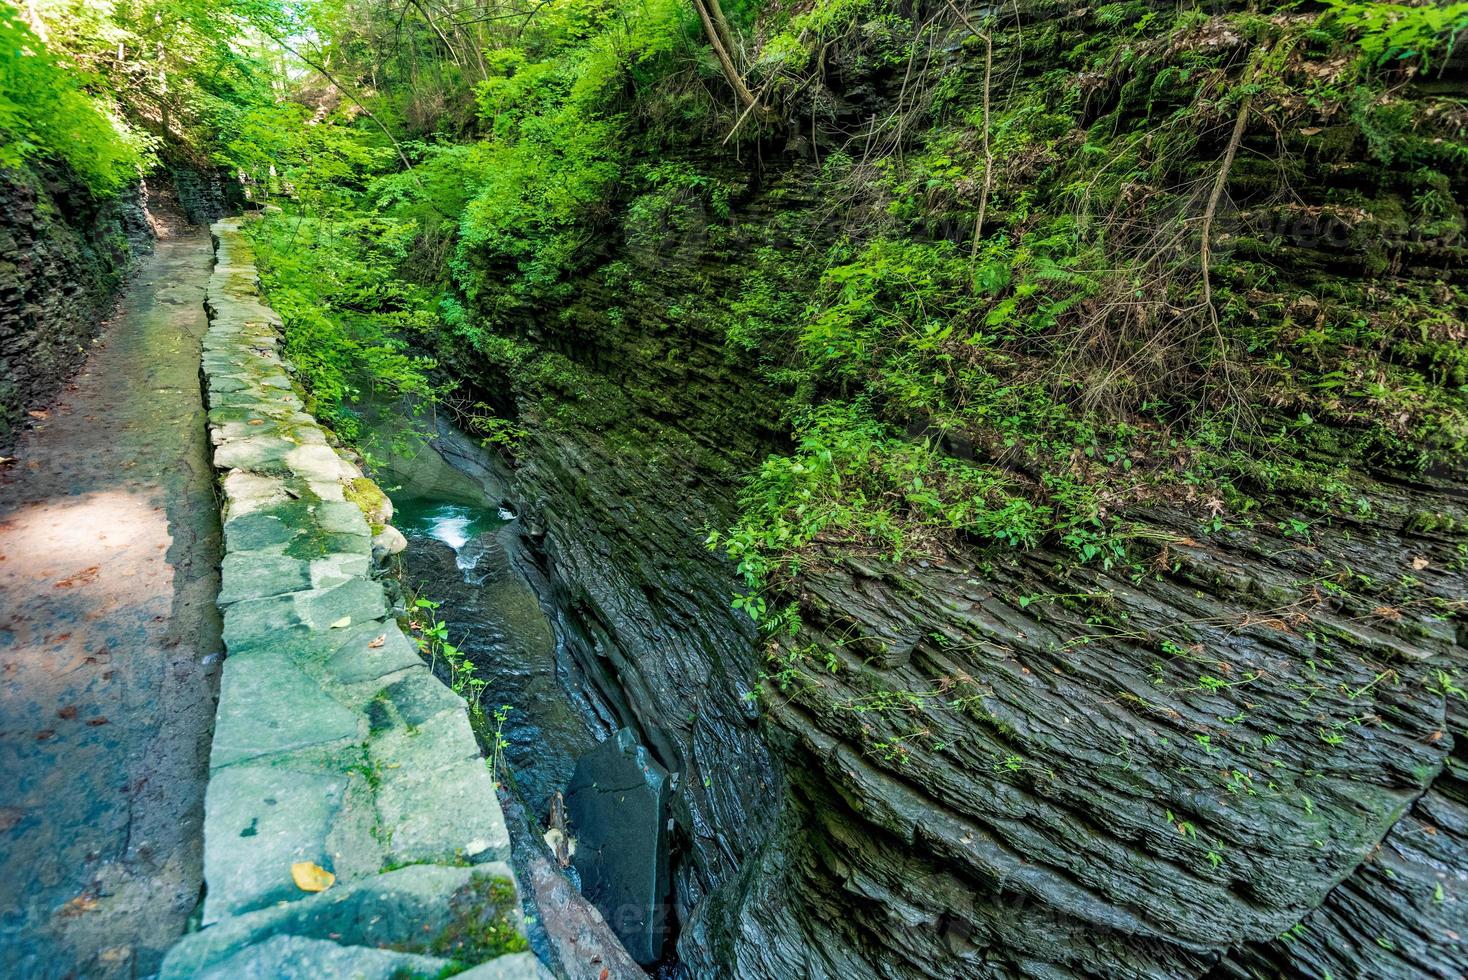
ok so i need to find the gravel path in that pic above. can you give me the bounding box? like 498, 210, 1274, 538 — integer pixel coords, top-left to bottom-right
0, 222, 221, 978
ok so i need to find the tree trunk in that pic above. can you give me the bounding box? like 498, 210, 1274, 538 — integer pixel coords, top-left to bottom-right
692, 0, 764, 114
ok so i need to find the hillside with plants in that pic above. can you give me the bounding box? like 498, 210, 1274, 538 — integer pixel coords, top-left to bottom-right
226, 0, 1468, 974
4, 0, 1465, 976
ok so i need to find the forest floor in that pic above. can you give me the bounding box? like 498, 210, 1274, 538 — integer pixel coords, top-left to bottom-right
0, 213, 222, 978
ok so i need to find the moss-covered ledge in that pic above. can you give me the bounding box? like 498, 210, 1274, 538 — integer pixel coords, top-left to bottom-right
162, 218, 546, 979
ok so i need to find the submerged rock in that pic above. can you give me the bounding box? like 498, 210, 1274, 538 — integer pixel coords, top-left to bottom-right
565, 729, 673, 966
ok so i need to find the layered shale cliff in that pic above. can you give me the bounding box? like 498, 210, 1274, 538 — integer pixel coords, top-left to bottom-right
429, 3, 1468, 975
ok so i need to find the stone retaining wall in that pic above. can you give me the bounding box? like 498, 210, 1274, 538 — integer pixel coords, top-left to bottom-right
162, 219, 544, 979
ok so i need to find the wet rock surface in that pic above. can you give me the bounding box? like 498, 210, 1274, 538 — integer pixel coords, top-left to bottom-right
366, 417, 598, 817
522, 855, 648, 980
168, 166, 245, 227
565, 729, 673, 965
407, 29, 1468, 967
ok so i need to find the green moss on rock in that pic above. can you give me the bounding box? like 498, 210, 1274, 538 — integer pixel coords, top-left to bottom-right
344, 476, 393, 534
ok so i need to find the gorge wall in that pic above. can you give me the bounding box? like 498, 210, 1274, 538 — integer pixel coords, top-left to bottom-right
431, 8, 1468, 976
0, 164, 151, 449
492, 187, 1468, 977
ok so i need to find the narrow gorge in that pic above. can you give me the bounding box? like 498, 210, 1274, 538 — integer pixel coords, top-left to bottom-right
1, 0, 1465, 977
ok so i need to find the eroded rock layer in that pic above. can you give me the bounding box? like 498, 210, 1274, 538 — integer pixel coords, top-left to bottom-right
0, 167, 150, 448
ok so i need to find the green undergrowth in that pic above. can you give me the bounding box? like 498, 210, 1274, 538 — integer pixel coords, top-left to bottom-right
247, 211, 443, 443
0, 6, 146, 195
706, 0, 1468, 619
233, 0, 1466, 629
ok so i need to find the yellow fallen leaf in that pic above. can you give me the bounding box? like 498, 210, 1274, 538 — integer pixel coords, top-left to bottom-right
329, 616, 351, 629
291, 861, 335, 892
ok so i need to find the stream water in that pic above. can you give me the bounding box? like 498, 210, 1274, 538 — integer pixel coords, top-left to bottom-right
364, 419, 598, 819
360, 412, 678, 972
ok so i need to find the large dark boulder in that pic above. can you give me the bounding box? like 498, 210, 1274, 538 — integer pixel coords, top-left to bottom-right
566, 728, 673, 965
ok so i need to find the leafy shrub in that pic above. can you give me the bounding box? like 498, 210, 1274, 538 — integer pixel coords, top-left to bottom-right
249, 212, 443, 441
0, 7, 145, 195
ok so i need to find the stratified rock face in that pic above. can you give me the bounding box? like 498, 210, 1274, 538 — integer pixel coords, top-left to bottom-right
692, 472, 1465, 978
470, 200, 1466, 977
169, 166, 245, 226
1224, 696, 1468, 979
0, 166, 150, 448
509, 423, 784, 951
565, 728, 673, 965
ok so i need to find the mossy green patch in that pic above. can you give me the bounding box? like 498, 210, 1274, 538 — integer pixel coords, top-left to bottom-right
344, 477, 393, 534
394, 872, 529, 965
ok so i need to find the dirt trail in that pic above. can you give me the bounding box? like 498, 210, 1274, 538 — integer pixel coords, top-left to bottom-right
0, 203, 221, 978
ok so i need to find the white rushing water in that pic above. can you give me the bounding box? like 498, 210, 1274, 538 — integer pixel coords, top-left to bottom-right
426, 510, 474, 551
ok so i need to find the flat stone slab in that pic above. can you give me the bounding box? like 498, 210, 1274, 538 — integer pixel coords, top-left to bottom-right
219, 552, 368, 605
165, 865, 543, 979
324, 621, 423, 685
202, 764, 350, 923
165, 866, 477, 977
222, 579, 386, 649
210, 652, 361, 768
194, 935, 451, 980
457, 953, 557, 979
370, 706, 510, 866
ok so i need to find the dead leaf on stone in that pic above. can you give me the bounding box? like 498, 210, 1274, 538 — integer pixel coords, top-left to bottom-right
291, 861, 335, 892
329, 616, 352, 629
54, 566, 100, 589
59, 893, 99, 916
367, 634, 386, 649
